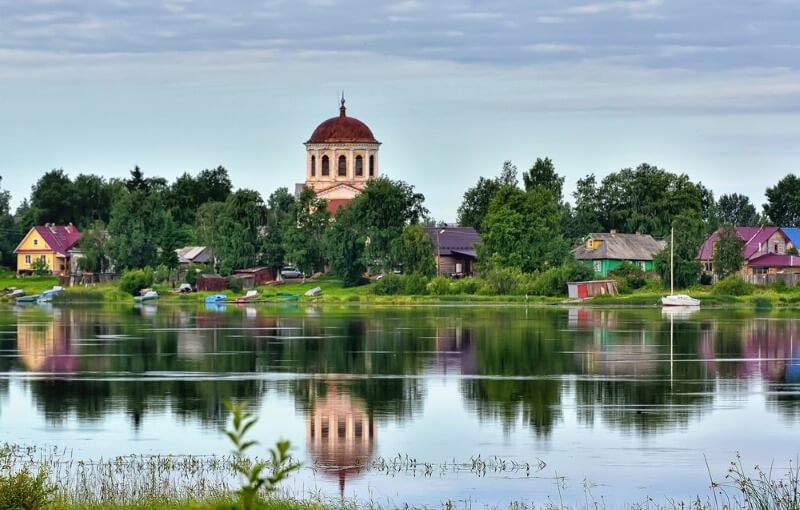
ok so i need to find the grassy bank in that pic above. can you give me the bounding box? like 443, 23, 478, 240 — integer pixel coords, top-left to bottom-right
4, 272, 800, 308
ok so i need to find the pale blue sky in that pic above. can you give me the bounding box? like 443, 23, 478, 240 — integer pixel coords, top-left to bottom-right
1, 0, 799, 221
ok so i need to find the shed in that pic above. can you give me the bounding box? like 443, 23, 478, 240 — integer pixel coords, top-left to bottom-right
568, 280, 619, 299
233, 266, 275, 285
232, 274, 255, 290
196, 274, 228, 292
424, 226, 482, 277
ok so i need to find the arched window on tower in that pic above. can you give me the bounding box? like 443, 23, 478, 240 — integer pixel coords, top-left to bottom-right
311, 155, 316, 177
338, 155, 347, 177
369, 155, 375, 177
321, 155, 329, 176
355, 155, 363, 177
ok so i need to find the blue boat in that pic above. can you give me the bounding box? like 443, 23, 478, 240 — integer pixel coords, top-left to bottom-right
204, 294, 228, 304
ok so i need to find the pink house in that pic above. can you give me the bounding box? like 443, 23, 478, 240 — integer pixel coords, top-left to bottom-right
698, 227, 790, 277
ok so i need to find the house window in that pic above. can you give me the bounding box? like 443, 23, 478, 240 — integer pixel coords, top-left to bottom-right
321, 155, 329, 176
311, 155, 316, 177
593, 260, 601, 273
24, 255, 31, 265
33, 239, 38, 246
754, 267, 768, 275
639, 261, 646, 271
587, 240, 593, 249
774, 243, 779, 253
355, 155, 363, 176
369, 155, 375, 176
338, 155, 347, 177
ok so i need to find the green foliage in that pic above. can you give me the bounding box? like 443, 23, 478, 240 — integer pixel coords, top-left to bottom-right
119, 268, 154, 296
752, 296, 773, 310
764, 173, 800, 226
713, 225, 745, 279
370, 274, 404, 295
260, 188, 294, 274
403, 274, 429, 295
572, 163, 713, 239
655, 211, 706, 289
609, 261, 647, 291
427, 276, 453, 296
522, 157, 563, 199
30, 256, 50, 276
530, 260, 595, 297
450, 277, 481, 295
712, 276, 754, 296
480, 186, 569, 273
788, 247, 799, 256
222, 402, 300, 510
717, 193, 761, 227
324, 207, 366, 287
215, 190, 268, 276
480, 266, 525, 295
107, 191, 178, 271
0, 178, 19, 268
167, 167, 232, 226
457, 161, 516, 231
282, 187, 329, 276
78, 221, 110, 273
184, 264, 208, 286
392, 224, 435, 276
0, 465, 55, 510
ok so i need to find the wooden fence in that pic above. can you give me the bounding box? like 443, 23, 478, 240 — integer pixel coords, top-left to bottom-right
745, 273, 800, 287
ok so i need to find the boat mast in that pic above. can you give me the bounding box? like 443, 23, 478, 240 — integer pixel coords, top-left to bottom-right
670, 227, 674, 296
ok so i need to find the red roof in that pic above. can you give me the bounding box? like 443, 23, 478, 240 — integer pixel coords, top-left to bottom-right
698, 227, 780, 260
16, 225, 81, 256
748, 253, 800, 268
307, 100, 378, 144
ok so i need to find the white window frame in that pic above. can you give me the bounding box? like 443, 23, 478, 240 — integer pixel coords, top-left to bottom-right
24, 255, 31, 265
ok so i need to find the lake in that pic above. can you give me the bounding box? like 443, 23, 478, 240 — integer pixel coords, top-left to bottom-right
1, 303, 799, 506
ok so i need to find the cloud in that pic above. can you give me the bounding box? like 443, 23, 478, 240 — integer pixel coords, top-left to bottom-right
524, 43, 586, 54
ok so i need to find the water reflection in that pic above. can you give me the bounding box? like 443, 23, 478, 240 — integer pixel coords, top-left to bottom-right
2, 304, 800, 442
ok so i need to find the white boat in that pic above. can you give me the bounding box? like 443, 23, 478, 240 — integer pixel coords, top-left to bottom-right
661, 294, 701, 307
662, 227, 701, 308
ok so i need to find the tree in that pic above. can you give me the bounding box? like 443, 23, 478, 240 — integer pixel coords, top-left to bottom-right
764, 174, 800, 226
261, 188, 294, 274
107, 191, 175, 270
168, 166, 233, 226
392, 224, 435, 276
713, 225, 744, 279
78, 221, 110, 273
195, 201, 226, 269
457, 161, 516, 231
571, 174, 604, 237
125, 166, 167, 195
215, 189, 267, 275
480, 185, 569, 273
72, 174, 121, 228
718, 193, 761, 227
283, 187, 329, 276
345, 177, 428, 272
27, 169, 75, 225
324, 206, 366, 287
654, 211, 706, 289
522, 157, 563, 199
0, 177, 18, 267
30, 256, 50, 275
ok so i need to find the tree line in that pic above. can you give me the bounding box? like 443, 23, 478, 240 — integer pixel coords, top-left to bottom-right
1, 160, 799, 290
0, 166, 432, 286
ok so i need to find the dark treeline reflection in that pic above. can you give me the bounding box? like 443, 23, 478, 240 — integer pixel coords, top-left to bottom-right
1, 305, 799, 436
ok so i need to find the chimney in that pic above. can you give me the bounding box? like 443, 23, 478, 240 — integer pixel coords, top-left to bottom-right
610, 228, 617, 236
635, 231, 641, 236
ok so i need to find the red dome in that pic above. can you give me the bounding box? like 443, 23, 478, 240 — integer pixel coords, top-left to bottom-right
307, 100, 378, 144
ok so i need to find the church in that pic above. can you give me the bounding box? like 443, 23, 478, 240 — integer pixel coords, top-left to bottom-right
296, 96, 381, 214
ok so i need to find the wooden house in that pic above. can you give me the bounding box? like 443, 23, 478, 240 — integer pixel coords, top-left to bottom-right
15, 224, 81, 275
424, 227, 482, 277
574, 230, 665, 277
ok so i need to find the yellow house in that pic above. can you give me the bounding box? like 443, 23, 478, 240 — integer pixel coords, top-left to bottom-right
15, 224, 82, 275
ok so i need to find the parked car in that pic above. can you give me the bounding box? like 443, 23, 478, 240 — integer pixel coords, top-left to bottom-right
280, 267, 303, 280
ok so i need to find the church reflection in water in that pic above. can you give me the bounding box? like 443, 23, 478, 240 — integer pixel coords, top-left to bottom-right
306, 384, 376, 496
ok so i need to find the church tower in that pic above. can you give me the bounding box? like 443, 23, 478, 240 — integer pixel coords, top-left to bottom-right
300, 96, 381, 214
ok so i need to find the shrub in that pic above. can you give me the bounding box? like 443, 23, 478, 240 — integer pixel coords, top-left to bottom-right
371, 274, 404, 295
119, 268, 154, 296
427, 276, 453, 296
30, 257, 50, 276
480, 267, 525, 295
712, 276, 753, 296
700, 272, 713, 285
609, 262, 647, 291
531, 260, 594, 297
451, 277, 481, 295
752, 296, 773, 310
0, 466, 55, 510
403, 274, 429, 295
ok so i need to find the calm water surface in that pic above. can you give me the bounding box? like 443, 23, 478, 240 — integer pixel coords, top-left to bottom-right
1, 304, 799, 505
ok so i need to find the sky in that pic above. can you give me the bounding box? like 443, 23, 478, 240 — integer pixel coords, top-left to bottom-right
1, 0, 799, 222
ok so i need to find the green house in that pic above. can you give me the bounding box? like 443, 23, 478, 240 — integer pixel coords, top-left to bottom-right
574, 231, 666, 277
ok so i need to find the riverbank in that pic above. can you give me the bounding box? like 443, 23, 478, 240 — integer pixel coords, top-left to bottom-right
3, 273, 799, 307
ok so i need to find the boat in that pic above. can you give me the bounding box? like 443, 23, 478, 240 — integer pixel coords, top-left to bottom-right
277, 292, 300, 302
235, 290, 259, 303
134, 290, 159, 303
38, 286, 65, 303
661, 227, 701, 308
16, 294, 40, 304
204, 294, 228, 304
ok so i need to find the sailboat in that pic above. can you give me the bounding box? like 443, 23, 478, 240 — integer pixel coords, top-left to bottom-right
661, 227, 701, 307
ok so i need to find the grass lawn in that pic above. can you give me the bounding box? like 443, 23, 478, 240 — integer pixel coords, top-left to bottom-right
0, 272, 59, 296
